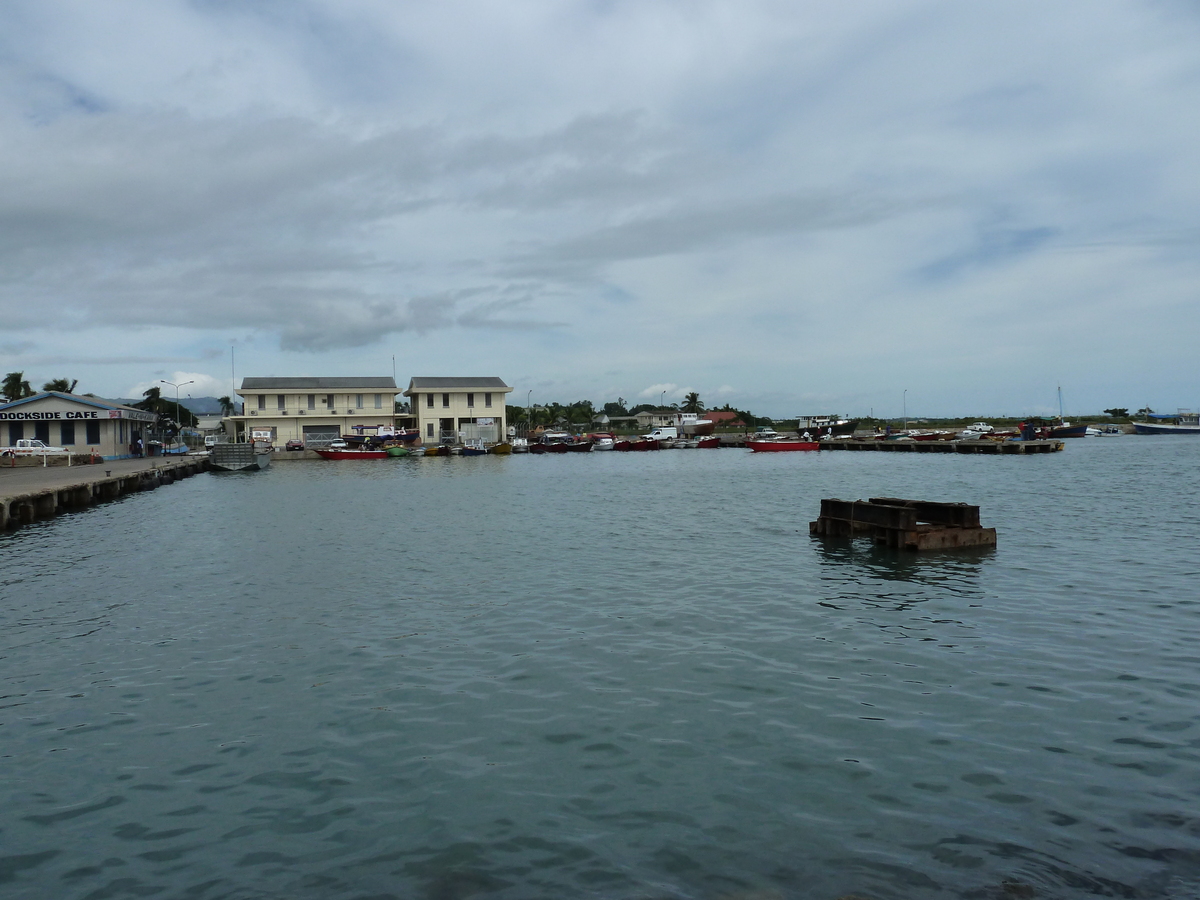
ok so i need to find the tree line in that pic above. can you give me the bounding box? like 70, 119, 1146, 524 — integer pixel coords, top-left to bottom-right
504, 393, 771, 429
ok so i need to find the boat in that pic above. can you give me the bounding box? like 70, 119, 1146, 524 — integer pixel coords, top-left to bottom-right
1049, 387, 1088, 438
1133, 411, 1200, 435
385, 446, 409, 457
489, 442, 513, 455
461, 441, 488, 456
587, 433, 615, 451
510, 439, 529, 454
696, 436, 720, 449
314, 448, 390, 460
210, 442, 271, 471
408, 447, 426, 456
796, 415, 858, 438
747, 439, 819, 452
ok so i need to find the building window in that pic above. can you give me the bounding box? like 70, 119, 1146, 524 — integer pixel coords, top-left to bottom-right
485, 393, 492, 408
308, 394, 315, 410
34, 422, 50, 443
374, 393, 382, 409
8, 422, 24, 445
61, 422, 76, 445
356, 394, 363, 408
326, 394, 334, 408
426, 393, 433, 408
277, 394, 286, 410
442, 393, 450, 408
466, 393, 474, 407
426, 422, 434, 438
257, 394, 266, 410
86, 421, 100, 444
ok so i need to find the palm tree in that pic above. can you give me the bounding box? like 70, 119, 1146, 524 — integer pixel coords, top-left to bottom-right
682, 392, 704, 413
218, 396, 235, 416
42, 378, 78, 393
2, 371, 33, 402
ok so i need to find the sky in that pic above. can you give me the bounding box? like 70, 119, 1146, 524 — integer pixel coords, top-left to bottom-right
1, 0, 1197, 419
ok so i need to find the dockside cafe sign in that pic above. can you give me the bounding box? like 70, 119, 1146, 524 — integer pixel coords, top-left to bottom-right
0, 405, 156, 423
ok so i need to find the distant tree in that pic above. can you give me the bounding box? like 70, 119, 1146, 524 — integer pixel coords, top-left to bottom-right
603, 400, 629, 417
218, 396, 236, 416
2, 371, 33, 402
629, 403, 657, 416
1103, 408, 1129, 418
43, 377, 78, 393
1137, 407, 1154, 416
681, 392, 704, 413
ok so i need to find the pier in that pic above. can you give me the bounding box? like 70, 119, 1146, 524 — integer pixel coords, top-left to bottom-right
816, 438, 1064, 454
810, 497, 998, 550
0, 455, 209, 531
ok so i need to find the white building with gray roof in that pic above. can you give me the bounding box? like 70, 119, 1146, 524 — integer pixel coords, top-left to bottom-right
403, 377, 513, 445
228, 376, 400, 446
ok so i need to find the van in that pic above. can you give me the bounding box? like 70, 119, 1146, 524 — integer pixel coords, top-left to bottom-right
643, 426, 678, 441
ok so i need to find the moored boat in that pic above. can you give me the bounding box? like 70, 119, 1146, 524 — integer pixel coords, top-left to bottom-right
489, 442, 513, 454
747, 439, 819, 452
1132, 411, 1200, 435
385, 446, 409, 457
210, 442, 272, 471
696, 436, 720, 449
315, 448, 390, 460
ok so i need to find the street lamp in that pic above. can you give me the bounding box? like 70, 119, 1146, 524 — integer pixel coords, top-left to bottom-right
160, 380, 194, 452
903, 389, 908, 431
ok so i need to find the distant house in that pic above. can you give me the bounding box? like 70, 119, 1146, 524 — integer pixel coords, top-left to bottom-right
633, 408, 677, 429
0, 392, 157, 459
705, 410, 745, 428
228, 376, 400, 446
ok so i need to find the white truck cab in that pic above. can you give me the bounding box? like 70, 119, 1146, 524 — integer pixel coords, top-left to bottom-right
643, 426, 678, 441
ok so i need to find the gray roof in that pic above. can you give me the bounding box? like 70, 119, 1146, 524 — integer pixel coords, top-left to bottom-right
239, 377, 397, 391
404, 377, 512, 394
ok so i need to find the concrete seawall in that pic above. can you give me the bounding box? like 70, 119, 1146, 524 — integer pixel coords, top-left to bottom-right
0, 456, 210, 531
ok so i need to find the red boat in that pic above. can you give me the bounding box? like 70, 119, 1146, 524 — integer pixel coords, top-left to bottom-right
747, 439, 819, 452
696, 436, 720, 449
314, 448, 390, 460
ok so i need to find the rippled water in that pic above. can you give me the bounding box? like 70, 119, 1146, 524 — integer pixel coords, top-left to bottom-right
3, 437, 1199, 900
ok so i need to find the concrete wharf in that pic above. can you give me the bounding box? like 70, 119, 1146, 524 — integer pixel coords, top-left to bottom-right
817, 438, 1064, 454
0, 455, 209, 531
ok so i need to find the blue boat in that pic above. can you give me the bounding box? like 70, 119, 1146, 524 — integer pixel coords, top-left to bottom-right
1133, 411, 1200, 435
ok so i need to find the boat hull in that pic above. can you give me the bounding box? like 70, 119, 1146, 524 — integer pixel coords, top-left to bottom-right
747, 440, 819, 452
210, 443, 271, 471
1132, 422, 1200, 435
1049, 424, 1088, 439
314, 449, 390, 460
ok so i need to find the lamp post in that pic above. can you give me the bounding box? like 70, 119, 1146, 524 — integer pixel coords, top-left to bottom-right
526, 390, 532, 434
160, 380, 194, 452
903, 389, 907, 431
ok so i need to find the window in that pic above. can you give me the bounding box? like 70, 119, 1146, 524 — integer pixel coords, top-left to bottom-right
308, 394, 315, 410
466, 393, 474, 407
326, 394, 334, 408
257, 394, 266, 410
442, 393, 450, 408
34, 422, 50, 443
356, 394, 363, 408
86, 421, 100, 444
485, 393, 492, 408
426, 422, 434, 438
61, 422, 76, 445
374, 394, 382, 409
8, 422, 22, 445
277, 394, 286, 410
426, 393, 433, 408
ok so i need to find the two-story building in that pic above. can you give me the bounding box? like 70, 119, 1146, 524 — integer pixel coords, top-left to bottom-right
227, 376, 400, 446
0, 392, 158, 459
403, 377, 513, 444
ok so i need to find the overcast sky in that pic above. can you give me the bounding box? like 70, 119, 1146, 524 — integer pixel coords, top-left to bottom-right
1, 1, 1197, 418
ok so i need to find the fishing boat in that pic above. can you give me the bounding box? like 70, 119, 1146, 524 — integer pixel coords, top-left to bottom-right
314, 448, 390, 460
696, 436, 720, 449
1133, 411, 1200, 435
461, 445, 488, 456
489, 442, 513, 455
747, 439, 819, 452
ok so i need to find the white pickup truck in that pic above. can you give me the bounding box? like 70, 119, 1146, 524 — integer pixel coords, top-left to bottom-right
1, 439, 71, 457
643, 426, 679, 441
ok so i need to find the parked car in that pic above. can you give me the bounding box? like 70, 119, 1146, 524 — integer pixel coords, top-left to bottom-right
1, 439, 69, 457
285, 439, 305, 451
329, 438, 348, 450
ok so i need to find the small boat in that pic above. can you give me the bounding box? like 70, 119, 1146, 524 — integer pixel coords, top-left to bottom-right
696, 436, 720, 449
747, 439, 819, 452
315, 448, 390, 460
565, 440, 593, 452
510, 439, 529, 453
489, 442, 513, 455
628, 438, 659, 451
386, 446, 409, 457
408, 447, 426, 456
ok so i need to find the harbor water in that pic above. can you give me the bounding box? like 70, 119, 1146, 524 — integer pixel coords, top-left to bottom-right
2, 437, 1199, 900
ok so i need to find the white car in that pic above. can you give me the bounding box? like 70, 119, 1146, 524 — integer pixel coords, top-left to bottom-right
329, 438, 349, 450
1, 439, 70, 457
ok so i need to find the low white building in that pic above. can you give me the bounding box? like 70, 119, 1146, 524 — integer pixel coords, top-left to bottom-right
0, 392, 157, 459
403, 377, 513, 444
227, 376, 400, 446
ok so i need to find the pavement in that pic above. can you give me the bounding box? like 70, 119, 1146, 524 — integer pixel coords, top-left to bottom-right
0, 455, 204, 500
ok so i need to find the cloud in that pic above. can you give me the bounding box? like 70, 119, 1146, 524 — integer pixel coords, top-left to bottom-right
127, 372, 231, 400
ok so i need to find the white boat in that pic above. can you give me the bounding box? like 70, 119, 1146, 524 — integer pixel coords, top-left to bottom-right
592, 437, 615, 451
